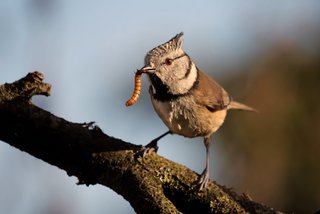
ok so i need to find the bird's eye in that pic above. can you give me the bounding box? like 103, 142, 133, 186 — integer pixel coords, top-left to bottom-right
164, 58, 173, 65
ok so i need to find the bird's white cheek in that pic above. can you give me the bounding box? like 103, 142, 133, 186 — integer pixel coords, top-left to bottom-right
167, 63, 198, 95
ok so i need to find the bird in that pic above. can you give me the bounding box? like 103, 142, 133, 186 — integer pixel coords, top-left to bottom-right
138, 32, 256, 191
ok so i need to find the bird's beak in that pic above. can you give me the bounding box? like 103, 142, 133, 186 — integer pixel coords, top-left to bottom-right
138, 66, 155, 74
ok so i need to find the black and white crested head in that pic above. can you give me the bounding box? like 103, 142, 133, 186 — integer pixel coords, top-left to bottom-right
143, 33, 198, 100
145, 32, 184, 66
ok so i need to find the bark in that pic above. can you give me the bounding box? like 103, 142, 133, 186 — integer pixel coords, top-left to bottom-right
0, 72, 282, 214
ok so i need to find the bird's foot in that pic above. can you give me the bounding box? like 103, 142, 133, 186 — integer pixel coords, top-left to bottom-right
136, 131, 171, 158
139, 139, 159, 158
196, 169, 209, 191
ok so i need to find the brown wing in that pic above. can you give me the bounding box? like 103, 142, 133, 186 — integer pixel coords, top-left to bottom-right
193, 70, 231, 112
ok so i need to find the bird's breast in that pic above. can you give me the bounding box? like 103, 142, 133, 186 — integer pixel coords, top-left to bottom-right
150, 95, 227, 138
151, 97, 195, 138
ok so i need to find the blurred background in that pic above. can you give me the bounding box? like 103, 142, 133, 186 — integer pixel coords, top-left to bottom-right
0, 0, 319, 213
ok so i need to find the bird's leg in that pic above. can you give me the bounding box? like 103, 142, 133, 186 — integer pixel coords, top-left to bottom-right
140, 130, 171, 157
197, 136, 211, 191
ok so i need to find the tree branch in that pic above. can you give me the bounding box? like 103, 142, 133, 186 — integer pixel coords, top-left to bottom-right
0, 72, 282, 214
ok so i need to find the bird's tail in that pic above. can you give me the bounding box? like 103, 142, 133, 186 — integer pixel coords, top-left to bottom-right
228, 101, 258, 112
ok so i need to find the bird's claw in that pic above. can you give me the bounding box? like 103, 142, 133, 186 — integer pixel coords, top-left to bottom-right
196, 169, 209, 191
138, 139, 159, 158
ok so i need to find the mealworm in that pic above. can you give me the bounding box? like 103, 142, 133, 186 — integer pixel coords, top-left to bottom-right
125, 70, 143, 107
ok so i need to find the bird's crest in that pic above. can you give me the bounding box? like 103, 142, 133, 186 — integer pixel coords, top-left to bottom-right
145, 32, 183, 63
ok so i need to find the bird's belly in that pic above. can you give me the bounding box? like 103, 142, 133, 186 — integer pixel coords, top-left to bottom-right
151, 97, 227, 138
